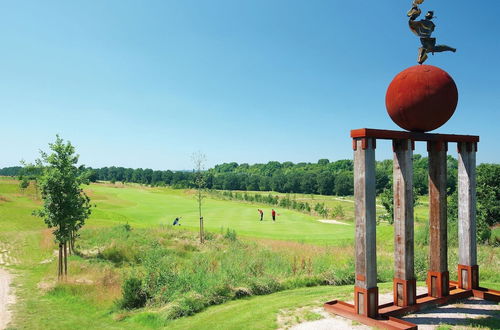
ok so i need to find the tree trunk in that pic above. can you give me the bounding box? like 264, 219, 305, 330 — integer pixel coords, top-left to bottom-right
198, 190, 204, 244
70, 235, 75, 255
58, 243, 63, 279
63, 241, 68, 277
68, 231, 74, 256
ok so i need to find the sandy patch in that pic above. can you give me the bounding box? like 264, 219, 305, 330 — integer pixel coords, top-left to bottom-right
402, 297, 500, 329
0, 244, 18, 266
285, 307, 370, 330
289, 287, 429, 330
0, 268, 15, 330
317, 219, 350, 225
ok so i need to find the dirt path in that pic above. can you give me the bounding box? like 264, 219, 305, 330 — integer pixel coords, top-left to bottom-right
0, 267, 15, 329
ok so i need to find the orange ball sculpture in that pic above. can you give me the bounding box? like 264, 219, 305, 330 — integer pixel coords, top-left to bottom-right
385, 65, 458, 132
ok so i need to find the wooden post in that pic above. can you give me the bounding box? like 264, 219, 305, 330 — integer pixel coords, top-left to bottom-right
392, 139, 416, 307
353, 138, 378, 318
457, 142, 479, 290
427, 141, 449, 298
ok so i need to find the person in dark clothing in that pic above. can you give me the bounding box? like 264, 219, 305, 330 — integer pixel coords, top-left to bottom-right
258, 209, 264, 221
173, 217, 181, 226
271, 209, 276, 221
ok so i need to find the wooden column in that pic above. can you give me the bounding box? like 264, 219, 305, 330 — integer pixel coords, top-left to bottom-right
353, 138, 378, 318
457, 142, 479, 290
427, 141, 449, 298
392, 139, 416, 307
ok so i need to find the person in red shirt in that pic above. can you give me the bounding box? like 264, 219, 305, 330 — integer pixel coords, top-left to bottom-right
271, 209, 276, 221
258, 209, 263, 221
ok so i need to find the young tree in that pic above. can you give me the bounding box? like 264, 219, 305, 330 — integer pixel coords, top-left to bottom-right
192, 152, 207, 243
33, 136, 92, 279
380, 186, 419, 225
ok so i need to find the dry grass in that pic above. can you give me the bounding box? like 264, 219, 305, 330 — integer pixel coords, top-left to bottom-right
40, 228, 55, 250
248, 237, 354, 259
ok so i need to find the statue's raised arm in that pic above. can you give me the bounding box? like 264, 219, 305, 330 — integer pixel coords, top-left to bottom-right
406, 0, 456, 64
408, 0, 424, 21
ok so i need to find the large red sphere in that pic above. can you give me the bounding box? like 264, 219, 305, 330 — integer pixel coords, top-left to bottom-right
385, 65, 458, 132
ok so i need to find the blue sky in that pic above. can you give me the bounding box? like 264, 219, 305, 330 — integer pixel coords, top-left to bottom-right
1, 1, 499, 170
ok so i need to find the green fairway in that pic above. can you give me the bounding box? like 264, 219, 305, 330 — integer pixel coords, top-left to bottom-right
86, 183, 393, 245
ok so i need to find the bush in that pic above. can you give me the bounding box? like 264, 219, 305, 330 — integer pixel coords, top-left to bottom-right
161, 292, 207, 320
247, 278, 282, 295
232, 287, 251, 298
224, 228, 237, 241
120, 277, 147, 309
99, 244, 132, 265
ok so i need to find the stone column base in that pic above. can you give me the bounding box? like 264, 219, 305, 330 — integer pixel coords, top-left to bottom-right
427, 271, 449, 298
458, 264, 479, 290
354, 286, 379, 318
393, 278, 417, 307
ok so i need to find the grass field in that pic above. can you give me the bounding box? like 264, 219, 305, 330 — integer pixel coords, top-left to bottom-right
0, 177, 498, 329
86, 183, 396, 245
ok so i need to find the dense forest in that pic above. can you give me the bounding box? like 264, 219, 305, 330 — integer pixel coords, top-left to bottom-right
0, 155, 472, 197
1, 156, 456, 196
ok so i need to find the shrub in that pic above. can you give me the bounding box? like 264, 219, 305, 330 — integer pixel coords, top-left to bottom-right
232, 287, 251, 298
224, 228, 237, 241
331, 205, 345, 219
247, 278, 282, 295
99, 244, 132, 265
161, 292, 207, 320
120, 277, 147, 309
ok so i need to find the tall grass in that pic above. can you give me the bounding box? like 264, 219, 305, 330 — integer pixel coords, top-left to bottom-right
78, 225, 364, 320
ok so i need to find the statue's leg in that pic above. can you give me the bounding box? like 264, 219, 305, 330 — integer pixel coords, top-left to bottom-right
418, 47, 428, 64
433, 45, 457, 53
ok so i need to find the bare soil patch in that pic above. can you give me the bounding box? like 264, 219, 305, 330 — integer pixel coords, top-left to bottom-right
0, 268, 15, 330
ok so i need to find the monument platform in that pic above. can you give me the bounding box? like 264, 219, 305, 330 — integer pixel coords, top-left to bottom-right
324, 283, 500, 330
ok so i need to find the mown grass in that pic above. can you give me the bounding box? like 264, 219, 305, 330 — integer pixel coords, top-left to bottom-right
0, 178, 498, 329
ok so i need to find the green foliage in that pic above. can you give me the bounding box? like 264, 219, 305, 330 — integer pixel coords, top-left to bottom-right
120, 277, 148, 309
379, 187, 419, 225
477, 164, 500, 227
448, 172, 493, 245
19, 177, 30, 191
32, 136, 92, 244
224, 228, 237, 241
331, 205, 345, 219
98, 243, 134, 265
123, 222, 132, 232
380, 188, 394, 224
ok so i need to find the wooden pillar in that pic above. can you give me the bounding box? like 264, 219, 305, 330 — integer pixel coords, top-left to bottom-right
392, 139, 416, 307
427, 141, 449, 298
457, 142, 479, 290
353, 138, 378, 318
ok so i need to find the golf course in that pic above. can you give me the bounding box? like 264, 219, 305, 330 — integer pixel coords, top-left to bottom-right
1, 176, 498, 329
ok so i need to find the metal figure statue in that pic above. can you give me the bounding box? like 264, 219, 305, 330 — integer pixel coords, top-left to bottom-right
407, 0, 456, 64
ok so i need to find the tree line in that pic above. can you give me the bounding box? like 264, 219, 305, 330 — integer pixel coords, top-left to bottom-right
0, 155, 477, 198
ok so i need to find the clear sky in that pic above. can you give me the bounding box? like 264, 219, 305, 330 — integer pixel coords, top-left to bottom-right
1, 1, 499, 170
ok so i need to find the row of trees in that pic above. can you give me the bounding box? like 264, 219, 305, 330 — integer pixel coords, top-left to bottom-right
1, 155, 457, 197
1, 156, 455, 197
211, 190, 346, 219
